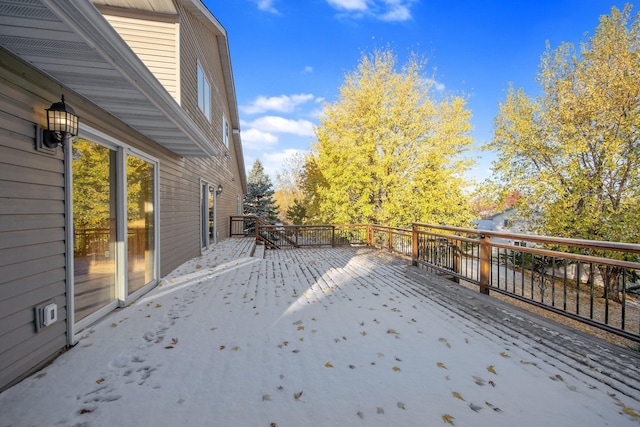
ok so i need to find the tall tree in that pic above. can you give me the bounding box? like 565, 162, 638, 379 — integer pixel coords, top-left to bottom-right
274, 151, 306, 223
244, 160, 279, 223
487, 5, 640, 300
305, 48, 474, 227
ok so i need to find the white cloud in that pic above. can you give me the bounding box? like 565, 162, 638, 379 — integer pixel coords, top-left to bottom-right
240, 128, 278, 150
379, 0, 412, 21
425, 77, 446, 92
241, 93, 315, 114
248, 116, 315, 137
303, 65, 314, 74
259, 148, 310, 182
254, 0, 278, 13
326, 0, 415, 21
327, 0, 369, 11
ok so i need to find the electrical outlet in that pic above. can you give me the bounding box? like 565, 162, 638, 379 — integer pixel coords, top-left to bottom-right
36, 302, 58, 331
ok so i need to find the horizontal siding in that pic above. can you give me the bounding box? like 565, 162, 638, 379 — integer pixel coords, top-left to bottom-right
0, 57, 68, 392
101, 11, 179, 101
0, 1, 247, 390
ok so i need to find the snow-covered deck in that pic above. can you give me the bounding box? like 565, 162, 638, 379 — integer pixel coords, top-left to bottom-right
1, 238, 639, 426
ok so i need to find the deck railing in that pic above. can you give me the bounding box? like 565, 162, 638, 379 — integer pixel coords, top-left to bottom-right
230, 216, 640, 342
412, 223, 640, 342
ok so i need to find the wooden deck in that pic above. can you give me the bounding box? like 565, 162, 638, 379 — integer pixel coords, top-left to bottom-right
258, 243, 640, 399
1, 237, 639, 426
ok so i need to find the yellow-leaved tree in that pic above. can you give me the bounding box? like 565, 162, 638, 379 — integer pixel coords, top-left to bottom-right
303, 48, 474, 228
487, 5, 640, 301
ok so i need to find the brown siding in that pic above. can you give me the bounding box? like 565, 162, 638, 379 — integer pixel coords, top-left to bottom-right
0, 62, 68, 391
0, 2, 246, 391
99, 7, 181, 103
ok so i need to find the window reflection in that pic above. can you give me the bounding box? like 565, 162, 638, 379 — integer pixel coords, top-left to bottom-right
127, 155, 155, 294
73, 139, 117, 321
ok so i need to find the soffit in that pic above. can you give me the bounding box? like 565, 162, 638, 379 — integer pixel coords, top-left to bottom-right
0, 0, 215, 157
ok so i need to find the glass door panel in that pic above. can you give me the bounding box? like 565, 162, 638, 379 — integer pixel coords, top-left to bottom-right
73, 139, 117, 321
127, 155, 156, 294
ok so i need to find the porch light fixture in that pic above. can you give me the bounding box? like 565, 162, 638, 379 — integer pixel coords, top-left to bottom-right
42, 95, 79, 148
216, 184, 223, 196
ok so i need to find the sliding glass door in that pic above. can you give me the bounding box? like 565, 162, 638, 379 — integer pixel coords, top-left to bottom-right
72, 129, 158, 327
127, 155, 156, 294
72, 139, 117, 321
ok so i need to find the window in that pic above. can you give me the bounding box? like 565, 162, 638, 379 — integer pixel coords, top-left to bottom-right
197, 62, 211, 119
223, 114, 230, 148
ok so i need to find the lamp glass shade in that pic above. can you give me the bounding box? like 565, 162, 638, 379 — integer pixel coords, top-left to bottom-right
46, 97, 79, 136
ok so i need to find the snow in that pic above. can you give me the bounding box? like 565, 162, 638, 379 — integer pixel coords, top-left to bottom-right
1, 238, 639, 427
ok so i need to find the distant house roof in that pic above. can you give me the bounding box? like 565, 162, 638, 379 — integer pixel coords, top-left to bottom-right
0, 0, 242, 170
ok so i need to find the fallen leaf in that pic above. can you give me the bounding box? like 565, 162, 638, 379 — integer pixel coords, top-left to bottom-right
357, 411, 364, 419
442, 413, 455, 425
232, 346, 239, 351
96, 378, 105, 384
361, 331, 367, 336
397, 402, 406, 410
111, 323, 117, 328
219, 345, 226, 350
377, 407, 384, 414
155, 304, 162, 308
487, 365, 497, 375
488, 380, 496, 387
177, 398, 185, 404
452, 391, 465, 401
437, 362, 448, 370
473, 376, 486, 386
387, 329, 399, 335
262, 394, 271, 401
438, 337, 452, 348
392, 366, 401, 372
294, 391, 303, 400
325, 362, 334, 368
623, 407, 640, 418
195, 264, 202, 269
297, 326, 304, 331
500, 352, 510, 358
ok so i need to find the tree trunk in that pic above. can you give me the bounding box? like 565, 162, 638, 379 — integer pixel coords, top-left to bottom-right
598, 265, 622, 303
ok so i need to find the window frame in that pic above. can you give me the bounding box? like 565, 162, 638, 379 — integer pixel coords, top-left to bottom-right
197, 61, 211, 120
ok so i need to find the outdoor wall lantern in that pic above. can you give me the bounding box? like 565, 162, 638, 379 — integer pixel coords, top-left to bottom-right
42, 95, 79, 148
216, 184, 223, 196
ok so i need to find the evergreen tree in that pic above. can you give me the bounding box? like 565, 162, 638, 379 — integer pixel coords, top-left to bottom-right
286, 199, 306, 225
244, 160, 279, 223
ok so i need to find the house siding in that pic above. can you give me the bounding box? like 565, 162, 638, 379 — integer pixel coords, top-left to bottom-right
99, 6, 181, 103
0, 0, 245, 392
0, 62, 68, 391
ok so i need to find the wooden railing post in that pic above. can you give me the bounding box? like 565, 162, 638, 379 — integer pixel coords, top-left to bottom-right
412, 224, 418, 266
388, 227, 393, 253
479, 234, 490, 295
331, 225, 335, 247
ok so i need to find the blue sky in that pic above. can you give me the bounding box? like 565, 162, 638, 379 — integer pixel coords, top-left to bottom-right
205, 0, 629, 185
